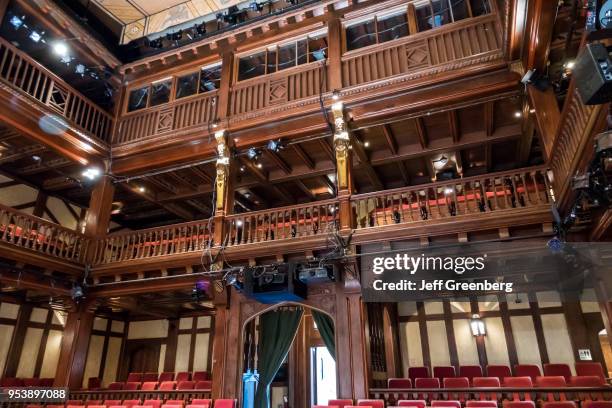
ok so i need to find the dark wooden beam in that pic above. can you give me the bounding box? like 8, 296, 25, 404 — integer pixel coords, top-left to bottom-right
266, 150, 292, 175
415, 118, 428, 149
319, 138, 335, 162
239, 157, 294, 203
382, 125, 398, 155
448, 110, 460, 143
351, 135, 383, 190
294, 179, 315, 200
292, 144, 315, 170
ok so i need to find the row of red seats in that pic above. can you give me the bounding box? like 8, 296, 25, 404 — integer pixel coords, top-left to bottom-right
103, 380, 212, 391
0, 377, 54, 387
402, 364, 606, 383
26, 398, 232, 408
88, 373, 210, 391
314, 400, 612, 408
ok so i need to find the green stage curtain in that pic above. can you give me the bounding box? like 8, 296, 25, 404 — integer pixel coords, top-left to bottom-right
254, 307, 304, 408
312, 310, 335, 359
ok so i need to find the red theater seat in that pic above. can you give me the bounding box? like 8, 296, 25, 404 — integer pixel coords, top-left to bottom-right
86, 401, 103, 406
460, 365, 484, 382
398, 400, 426, 408
503, 377, 533, 401
141, 382, 158, 390
1, 378, 23, 387
22, 378, 41, 387
164, 400, 184, 405
584, 403, 612, 408
213, 400, 236, 408
67, 400, 83, 405
127, 373, 142, 382
329, 399, 354, 408
434, 366, 456, 381
158, 372, 174, 382
87, 377, 102, 390
514, 365, 541, 381
87, 406, 106, 408
543, 365, 572, 382
175, 372, 191, 382
570, 376, 605, 401
192, 372, 210, 381
142, 372, 159, 382
444, 377, 470, 402
104, 401, 122, 407
122, 400, 140, 408
187, 405, 209, 408
408, 367, 430, 382
431, 401, 461, 408
177, 380, 195, 390
357, 400, 384, 408
467, 402, 498, 407
143, 400, 162, 408
66, 405, 85, 408
388, 378, 412, 388
536, 376, 567, 401
575, 363, 606, 383
191, 399, 212, 406
39, 378, 54, 386
473, 377, 501, 400
415, 377, 440, 401
542, 403, 577, 408
158, 381, 177, 390
195, 381, 212, 389
108, 382, 123, 390
162, 405, 182, 408
124, 382, 141, 390
488, 366, 512, 381
503, 402, 535, 408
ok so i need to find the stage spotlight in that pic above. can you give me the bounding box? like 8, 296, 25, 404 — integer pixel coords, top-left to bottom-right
148, 37, 163, 49
10, 15, 24, 29
82, 167, 101, 180
196, 22, 207, 35
267, 139, 283, 152
75, 64, 86, 76
250, 1, 264, 11
29, 30, 42, 43
247, 147, 259, 160
52, 41, 69, 57
171, 30, 183, 41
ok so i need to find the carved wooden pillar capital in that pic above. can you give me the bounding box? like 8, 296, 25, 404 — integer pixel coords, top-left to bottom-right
213, 130, 234, 246
332, 102, 354, 231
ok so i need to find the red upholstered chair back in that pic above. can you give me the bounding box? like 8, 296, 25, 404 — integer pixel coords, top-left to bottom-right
466, 402, 498, 407
127, 373, 142, 382
191, 399, 212, 406
502, 402, 535, 408
357, 399, 384, 408
213, 399, 236, 408
415, 377, 440, 401
158, 372, 175, 382
388, 378, 412, 388
143, 400, 162, 408
103, 400, 122, 406
23, 378, 41, 387
514, 365, 541, 381
86, 401, 103, 406
142, 372, 159, 382
187, 405, 209, 408
124, 382, 141, 390
487, 365, 512, 381
67, 400, 83, 405
536, 376, 567, 401
570, 375, 606, 401
141, 382, 158, 391
329, 399, 354, 408
408, 367, 430, 382
177, 380, 196, 390
460, 365, 484, 382
575, 363, 606, 383
444, 377, 470, 402
162, 405, 183, 408
434, 366, 456, 381
584, 403, 612, 408
39, 378, 54, 386
108, 382, 124, 390
122, 400, 140, 408
503, 376, 533, 401
431, 401, 461, 408
192, 371, 210, 381
1, 378, 23, 387
541, 403, 577, 408
87, 405, 106, 408
158, 381, 177, 390
164, 400, 184, 405
175, 372, 191, 382
195, 380, 212, 389
473, 377, 501, 400
66, 405, 85, 408
398, 400, 426, 408
543, 364, 572, 382
87, 377, 102, 390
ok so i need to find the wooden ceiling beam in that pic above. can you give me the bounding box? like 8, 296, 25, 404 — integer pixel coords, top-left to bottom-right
292, 144, 315, 170
119, 183, 194, 221
382, 124, 398, 155
415, 118, 428, 149
448, 110, 460, 143
0, 145, 46, 165
18, 157, 73, 176
318, 138, 335, 162
294, 179, 316, 200
190, 167, 213, 184
351, 135, 383, 191
484, 101, 495, 136
266, 150, 292, 175
239, 157, 294, 203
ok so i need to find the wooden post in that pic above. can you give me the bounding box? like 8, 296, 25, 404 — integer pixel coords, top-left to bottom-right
217, 52, 234, 121
54, 301, 95, 389
327, 16, 343, 91
527, 84, 560, 159
523, 0, 556, 72
2, 304, 33, 377
84, 175, 115, 239
213, 130, 234, 246
331, 102, 354, 232
164, 318, 179, 371
32, 191, 48, 217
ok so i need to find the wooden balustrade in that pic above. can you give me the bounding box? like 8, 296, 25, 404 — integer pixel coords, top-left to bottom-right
225, 199, 338, 247
351, 167, 550, 229
91, 220, 213, 265
0, 204, 88, 263
115, 91, 219, 144
229, 61, 328, 117
370, 386, 612, 406
341, 14, 501, 88
0, 37, 113, 143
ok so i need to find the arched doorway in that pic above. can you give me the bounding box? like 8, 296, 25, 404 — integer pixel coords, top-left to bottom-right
240, 302, 337, 408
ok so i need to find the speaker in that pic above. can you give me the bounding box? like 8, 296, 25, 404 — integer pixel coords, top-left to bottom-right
573, 43, 612, 105
244, 262, 307, 304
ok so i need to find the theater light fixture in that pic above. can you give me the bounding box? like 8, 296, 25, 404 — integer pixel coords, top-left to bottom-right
52, 41, 69, 57
514, 111, 522, 118
470, 314, 486, 336
82, 167, 101, 180
332, 90, 340, 101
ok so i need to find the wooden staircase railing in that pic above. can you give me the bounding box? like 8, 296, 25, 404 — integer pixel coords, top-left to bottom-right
0, 37, 113, 143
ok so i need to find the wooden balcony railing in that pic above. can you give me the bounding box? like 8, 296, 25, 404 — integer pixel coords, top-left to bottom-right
351, 167, 550, 229
229, 61, 328, 117
225, 199, 338, 247
91, 220, 213, 265
369, 386, 612, 407
0, 204, 88, 263
0, 38, 113, 143
341, 14, 501, 88
115, 90, 219, 144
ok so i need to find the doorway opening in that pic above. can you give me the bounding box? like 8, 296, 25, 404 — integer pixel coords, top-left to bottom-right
310, 346, 337, 406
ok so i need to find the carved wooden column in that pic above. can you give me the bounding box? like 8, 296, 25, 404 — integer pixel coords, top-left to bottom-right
54, 301, 95, 389
331, 102, 354, 232
335, 278, 368, 400
213, 130, 233, 246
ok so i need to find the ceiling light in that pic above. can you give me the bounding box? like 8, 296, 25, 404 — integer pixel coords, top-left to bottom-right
444, 187, 454, 195
514, 111, 522, 118
240, 165, 246, 172
82, 167, 101, 180
52, 41, 69, 57
247, 147, 259, 160
29, 30, 42, 43
32, 155, 41, 162
137, 186, 146, 193
564, 60, 575, 70
332, 90, 340, 101
331, 101, 343, 111
9, 15, 24, 30
364, 141, 370, 148
256, 163, 263, 169
236, 219, 244, 227
75, 64, 86, 76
